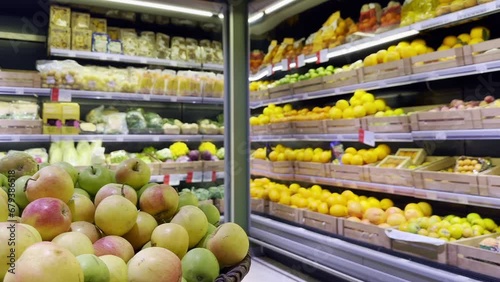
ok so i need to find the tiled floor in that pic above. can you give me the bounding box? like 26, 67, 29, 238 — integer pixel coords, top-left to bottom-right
243, 257, 320, 282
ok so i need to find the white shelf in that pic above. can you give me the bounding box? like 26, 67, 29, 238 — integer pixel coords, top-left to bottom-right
249, 1, 500, 81
49, 48, 223, 71
0, 134, 223, 143
251, 59, 500, 109
251, 170, 500, 210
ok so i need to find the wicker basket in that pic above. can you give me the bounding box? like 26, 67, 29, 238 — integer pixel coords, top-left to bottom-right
215, 253, 252, 282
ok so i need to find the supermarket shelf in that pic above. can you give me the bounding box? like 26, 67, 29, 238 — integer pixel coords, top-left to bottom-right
49, 48, 224, 71
250, 58, 500, 109
0, 134, 225, 143
252, 170, 500, 210
149, 172, 225, 183
0, 87, 224, 104
249, 214, 480, 282
251, 129, 500, 142
249, 1, 500, 81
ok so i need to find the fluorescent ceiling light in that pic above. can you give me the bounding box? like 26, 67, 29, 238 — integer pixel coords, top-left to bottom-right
249, 12, 264, 24
265, 0, 296, 14
102, 0, 213, 17
218, 13, 224, 19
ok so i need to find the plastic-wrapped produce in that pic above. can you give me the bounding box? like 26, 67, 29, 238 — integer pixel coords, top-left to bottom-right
92, 33, 109, 53
166, 72, 178, 96
126, 67, 143, 93
72, 29, 92, 51
121, 29, 138, 56
137, 32, 155, 57
10, 101, 39, 120
104, 112, 128, 134
152, 69, 176, 95
126, 110, 147, 130
185, 38, 198, 62
156, 33, 170, 59
139, 69, 156, 94
49, 27, 70, 49
108, 40, 123, 54
214, 74, 224, 98
400, 0, 438, 26
171, 37, 187, 61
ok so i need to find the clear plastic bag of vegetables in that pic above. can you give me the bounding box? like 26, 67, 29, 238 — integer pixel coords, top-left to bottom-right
143, 112, 164, 129
126, 110, 147, 131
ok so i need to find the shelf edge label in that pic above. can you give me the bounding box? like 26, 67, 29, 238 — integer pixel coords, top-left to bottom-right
316, 49, 328, 64
296, 55, 305, 68
51, 88, 71, 102
358, 129, 375, 147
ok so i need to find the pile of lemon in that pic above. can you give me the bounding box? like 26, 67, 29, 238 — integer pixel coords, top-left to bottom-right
363, 38, 434, 67
250, 178, 397, 218
249, 103, 295, 126
329, 90, 405, 120
252, 144, 333, 163
340, 144, 391, 166
438, 26, 490, 52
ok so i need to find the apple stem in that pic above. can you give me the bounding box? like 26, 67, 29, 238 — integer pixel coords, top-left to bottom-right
91, 166, 95, 174
24, 178, 34, 192
133, 162, 139, 171
121, 184, 126, 196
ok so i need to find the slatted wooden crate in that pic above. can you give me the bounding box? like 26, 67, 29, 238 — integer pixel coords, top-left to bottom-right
0, 70, 41, 87
360, 59, 411, 82
324, 119, 363, 134
250, 125, 270, 136
478, 107, 500, 129
203, 160, 225, 172
338, 218, 391, 249
291, 76, 323, 94
250, 159, 271, 171
328, 164, 368, 182
300, 210, 338, 234
269, 122, 294, 135
323, 69, 360, 89
386, 229, 449, 264
463, 38, 500, 65
268, 202, 301, 223
0, 120, 42, 134
292, 120, 326, 134
410, 48, 465, 74
475, 158, 500, 198
268, 84, 293, 99
251, 198, 269, 213
271, 161, 294, 174
409, 109, 482, 131
448, 233, 500, 278
249, 89, 269, 102
294, 161, 327, 177
363, 115, 411, 133
177, 161, 203, 174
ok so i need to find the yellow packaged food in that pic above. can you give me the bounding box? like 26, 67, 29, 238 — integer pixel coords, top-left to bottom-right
90, 18, 107, 33
156, 33, 170, 59
121, 29, 138, 56
107, 27, 120, 40
400, 0, 438, 26
214, 74, 224, 98
71, 12, 90, 29
50, 5, 71, 28
137, 32, 155, 57
49, 27, 71, 49
166, 74, 178, 96
152, 69, 176, 95
139, 69, 156, 94
71, 29, 92, 51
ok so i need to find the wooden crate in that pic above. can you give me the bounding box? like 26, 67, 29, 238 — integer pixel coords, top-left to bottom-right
386, 229, 448, 264
0, 70, 41, 87
177, 161, 204, 174
268, 84, 292, 99
328, 164, 368, 181
478, 107, 500, 129
324, 119, 362, 134
250, 159, 271, 171
291, 76, 323, 94
476, 158, 500, 198
411, 48, 465, 74
268, 202, 301, 223
159, 162, 178, 175
148, 163, 160, 176
363, 115, 411, 133
203, 160, 224, 172
338, 218, 391, 249
294, 162, 327, 177
323, 69, 359, 89
413, 157, 480, 195
409, 109, 482, 131
250, 124, 270, 136
360, 59, 410, 82
448, 233, 500, 278
249, 89, 269, 102
214, 199, 224, 214
271, 161, 294, 174
463, 38, 500, 65
292, 120, 326, 135
300, 210, 338, 234
251, 198, 269, 213
269, 122, 294, 135
0, 120, 42, 134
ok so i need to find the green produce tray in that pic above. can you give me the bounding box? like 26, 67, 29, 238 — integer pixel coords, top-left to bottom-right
215, 253, 251, 282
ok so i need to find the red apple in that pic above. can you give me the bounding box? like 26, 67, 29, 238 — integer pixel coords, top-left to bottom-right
21, 197, 72, 241
70, 221, 103, 243
139, 184, 179, 222
68, 193, 95, 223
122, 211, 158, 251
25, 166, 74, 203
93, 235, 134, 263
115, 158, 151, 190
94, 183, 137, 207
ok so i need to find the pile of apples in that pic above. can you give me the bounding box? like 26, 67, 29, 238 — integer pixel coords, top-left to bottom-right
0, 151, 248, 282
428, 95, 498, 112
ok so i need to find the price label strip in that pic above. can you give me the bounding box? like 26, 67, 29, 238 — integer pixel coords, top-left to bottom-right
51, 88, 72, 102
316, 49, 328, 64
296, 54, 305, 68
163, 174, 181, 186
186, 171, 203, 183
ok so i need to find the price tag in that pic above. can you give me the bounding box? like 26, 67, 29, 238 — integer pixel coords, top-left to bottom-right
281, 59, 290, 71
316, 49, 328, 64
426, 191, 438, 200
68, 52, 76, 58
15, 88, 23, 94
296, 54, 305, 68
163, 174, 181, 186
140, 58, 148, 64
435, 132, 447, 140
11, 136, 20, 142
142, 95, 151, 101
216, 171, 225, 179
457, 196, 469, 205
358, 129, 375, 147
51, 88, 72, 102
186, 171, 203, 183
202, 171, 213, 182
152, 136, 160, 142
170, 61, 178, 67
457, 5, 488, 20
116, 136, 124, 142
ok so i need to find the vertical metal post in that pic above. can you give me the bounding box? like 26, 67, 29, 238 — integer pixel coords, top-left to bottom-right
223, 1, 250, 232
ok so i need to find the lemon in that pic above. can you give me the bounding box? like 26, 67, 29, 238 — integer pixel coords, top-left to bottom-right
312, 154, 321, 163
361, 93, 375, 103
351, 154, 364, 166
289, 183, 300, 194
279, 193, 291, 205
414, 44, 427, 55
329, 107, 343, 120
320, 151, 332, 163
268, 151, 278, 162
349, 97, 362, 106
353, 89, 366, 99
341, 153, 353, 165
397, 41, 410, 48
405, 203, 422, 212
258, 115, 270, 124
321, 190, 331, 201
400, 46, 417, 59
373, 147, 388, 160
394, 108, 405, 116
374, 99, 386, 111
345, 147, 357, 155
384, 110, 394, 117
411, 39, 426, 47
313, 148, 323, 154
437, 45, 450, 51
452, 43, 463, 49
357, 149, 367, 157
377, 144, 391, 155
335, 99, 350, 110
295, 151, 305, 161
308, 200, 319, 212
274, 144, 285, 152
443, 36, 458, 48
353, 105, 367, 118
380, 198, 394, 210
297, 197, 308, 208
376, 49, 387, 64
342, 107, 355, 119
426, 47, 435, 53
363, 53, 378, 67
310, 185, 322, 194
268, 189, 280, 202
249, 116, 260, 126
457, 33, 471, 44
468, 38, 484, 45
274, 107, 283, 114
283, 104, 293, 112
367, 197, 381, 209
263, 107, 272, 116
387, 45, 397, 52
470, 26, 490, 41
330, 204, 348, 217
363, 102, 377, 115
363, 151, 378, 164
417, 202, 433, 217
317, 202, 329, 214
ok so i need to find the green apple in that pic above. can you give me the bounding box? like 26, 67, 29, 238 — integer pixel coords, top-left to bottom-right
0, 173, 8, 194
74, 188, 91, 199
114, 158, 151, 190
483, 218, 498, 231
326, 65, 335, 71
52, 161, 79, 185
407, 222, 420, 234
13, 175, 31, 209
181, 248, 219, 282
466, 213, 481, 223
76, 254, 110, 282
78, 165, 113, 196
